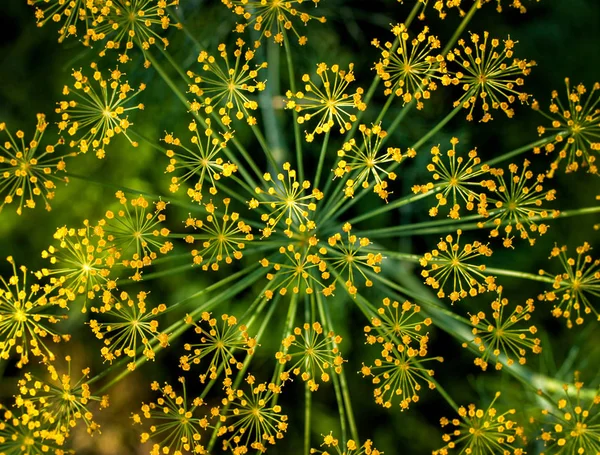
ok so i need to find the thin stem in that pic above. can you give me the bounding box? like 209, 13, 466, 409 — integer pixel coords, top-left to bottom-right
304, 379, 312, 455
283, 30, 304, 182
441, 1, 479, 55
251, 123, 279, 170
314, 130, 330, 190
485, 136, 555, 167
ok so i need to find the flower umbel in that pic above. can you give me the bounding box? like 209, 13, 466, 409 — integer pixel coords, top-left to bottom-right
372, 23, 443, 109
164, 118, 237, 201
0, 113, 70, 215
188, 39, 267, 127
56, 64, 145, 159
433, 392, 525, 455
420, 229, 497, 302
185, 198, 254, 271
180, 312, 256, 383
334, 123, 416, 201
533, 78, 600, 176
310, 432, 382, 455
286, 63, 366, 142
539, 242, 600, 327
444, 32, 534, 122
276, 321, 345, 392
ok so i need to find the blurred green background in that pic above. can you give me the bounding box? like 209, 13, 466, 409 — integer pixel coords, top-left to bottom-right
1, 0, 600, 454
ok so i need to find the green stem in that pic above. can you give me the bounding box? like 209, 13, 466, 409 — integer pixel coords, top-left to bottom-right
283, 30, 304, 181
304, 379, 312, 455
441, 1, 479, 55
251, 123, 279, 170
314, 130, 330, 190
485, 136, 555, 167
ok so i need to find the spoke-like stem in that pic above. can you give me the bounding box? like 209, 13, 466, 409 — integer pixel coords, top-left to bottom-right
485, 136, 555, 167
441, 1, 479, 55
314, 130, 330, 190
283, 31, 304, 181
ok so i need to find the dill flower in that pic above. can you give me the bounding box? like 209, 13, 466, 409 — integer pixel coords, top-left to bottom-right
276, 321, 345, 392
372, 23, 443, 109
40, 220, 115, 312
532, 78, 600, 176
132, 377, 216, 455
88, 290, 168, 371
480, 0, 541, 14
334, 123, 416, 201
463, 288, 541, 371
0, 113, 71, 215
188, 39, 267, 127
433, 392, 525, 455
0, 405, 69, 455
222, 0, 326, 45
180, 312, 256, 383
444, 32, 534, 122
28, 0, 95, 43
325, 223, 383, 296
16, 356, 109, 437
417, 137, 492, 219
98, 191, 173, 281
360, 341, 443, 410
420, 230, 497, 302
539, 375, 600, 455
260, 236, 334, 299
538, 242, 600, 327
164, 119, 237, 201
285, 63, 367, 142
397, 0, 466, 21
364, 297, 432, 350
0, 257, 70, 368
310, 432, 382, 455
249, 162, 323, 238
56, 63, 145, 159
185, 198, 254, 271
89, 0, 182, 66
479, 160, 559, 248
219, 374, 288, 454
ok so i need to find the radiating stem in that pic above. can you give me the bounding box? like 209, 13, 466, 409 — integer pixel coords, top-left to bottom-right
283, 30, 304, 181
441, 1, 479, 55
314, 130, 330, 190
485, 136, 555, 167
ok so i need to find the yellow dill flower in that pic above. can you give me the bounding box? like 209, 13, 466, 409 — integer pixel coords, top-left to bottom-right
0, 113, 71, 215
222, 0, 326, 45
0, 257, 70, 368
360, 341, 443, 410
132, 377, 216, 455
325, 223, 383, 296
372, 23, 443, 109
285, 63, 367, 142
88, 290, 168, 371
479, 160, 559, 248
433, 392, 525, 455
260, 236, 334, 299
538, 242, 600, 327
397, 0, 466, 20
39, 220, 115, 313
28, 0, 95, 44
56, 63, 145, 159
417, 137, 493, 219
164, 119, 237, 201
89, 0, 182, 66
188, 39, 267, 127
220, 374, 288, 454
364, 297, 432, 350
310, 432, 382, 455
533, 78, 600, 176
185, 198, 254, 271
480, 0, 541, 14
0, 405, 71, 454
539, 374, 600, 455
444, 32, 534, 122
16, 356, 109, 437
420, 230, 497, 302
180, 312, 256, 383
463, 288, 541, 371
334, 123, 416, 201
98, 191, 173, 281
276, 321, 345, 392
249, 162, 323, 238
